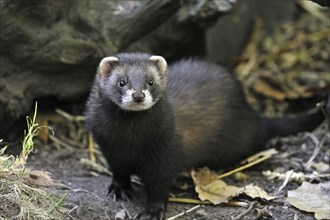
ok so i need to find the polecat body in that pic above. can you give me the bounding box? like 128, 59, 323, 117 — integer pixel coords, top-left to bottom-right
85, 52, 324, 220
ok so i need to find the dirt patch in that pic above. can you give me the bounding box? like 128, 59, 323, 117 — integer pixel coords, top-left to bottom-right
23, 117, 329, 220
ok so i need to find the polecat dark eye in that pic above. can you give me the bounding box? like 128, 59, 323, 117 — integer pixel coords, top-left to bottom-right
118, 80, 126, 87
148, 80, 154, 86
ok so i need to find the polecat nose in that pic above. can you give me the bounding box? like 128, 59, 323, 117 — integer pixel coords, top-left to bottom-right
132, 91, 145, 103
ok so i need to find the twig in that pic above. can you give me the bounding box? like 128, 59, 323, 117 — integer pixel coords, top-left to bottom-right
55, 108, 85, 122
166, 205, 201, 220
278, 170, 294, 192
263, 170, 330, 183
316, 100, 328, 119
76, 126, 87, 142
64, 186, 105, 201
304, 133, 329, 169
241, 53, 257, 79
49, 135, 75, 151
68, 205, 79, 215
88, 134, 96, 162
307, 133, 320, 146
168, 197, 210, 205
232, 201, 255, 220
104, 208, 111, 220
80, 158, 112, 176
168, 197, 249, 207
120, 203, 132, 219
217, 149, 277, 179
59, 135, 84, 148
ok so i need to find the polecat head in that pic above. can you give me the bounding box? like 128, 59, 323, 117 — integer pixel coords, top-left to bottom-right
96, 53, 168, 111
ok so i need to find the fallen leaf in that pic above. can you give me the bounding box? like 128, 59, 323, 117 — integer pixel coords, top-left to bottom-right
192, 168, 276, 205
243, 185, 277, 200
253, 78, 286, 101
195, 179, 242, 204
311, 162, 330, 172
280, 52, 298, 69
191, 167, 217, 186
287, 181, 330, 220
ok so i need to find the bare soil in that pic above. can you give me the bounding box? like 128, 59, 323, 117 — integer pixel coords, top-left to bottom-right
25, 118, 329, 220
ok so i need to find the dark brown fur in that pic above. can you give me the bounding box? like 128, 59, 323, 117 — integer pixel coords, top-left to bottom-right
85, 53, 325, 220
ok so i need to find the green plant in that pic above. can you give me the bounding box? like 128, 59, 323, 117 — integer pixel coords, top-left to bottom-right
0, 102, 68, 219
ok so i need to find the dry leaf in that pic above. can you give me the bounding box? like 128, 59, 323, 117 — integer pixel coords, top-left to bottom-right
192, 168, 276, 205
191, 167, 217, 186
195, 179, 242, 204
243, 185, 277, 200
280, 52, 299, 69
253, 79, 286, 101
287, 181, 330, 220
193, 168, 242, 204
236, 18, 262, 79
311, 162, 330, 172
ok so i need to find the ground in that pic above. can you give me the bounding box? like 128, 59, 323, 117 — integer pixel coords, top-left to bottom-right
2, 7, 330, 220
24, 116, 329, 220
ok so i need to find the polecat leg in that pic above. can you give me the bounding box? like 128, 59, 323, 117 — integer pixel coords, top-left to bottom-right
135, 191, 167, 220
108, 170, 134, 201
136, 168, 173, 220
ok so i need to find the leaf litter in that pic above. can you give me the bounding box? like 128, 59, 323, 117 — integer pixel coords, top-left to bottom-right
2, 3, 330, 219
235, 1, 330, 115
287, 181, 330, 220
192, 167, 277, 205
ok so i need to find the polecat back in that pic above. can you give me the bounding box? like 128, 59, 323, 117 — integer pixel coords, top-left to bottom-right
167, 59, 266, 168
85, 53, 325, 220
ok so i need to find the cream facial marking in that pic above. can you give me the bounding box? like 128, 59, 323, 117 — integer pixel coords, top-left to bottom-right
142, 89, 154, 108
121, 89, 135, 106
120, 89, 155, 111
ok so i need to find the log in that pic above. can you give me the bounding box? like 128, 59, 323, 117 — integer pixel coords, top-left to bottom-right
0, 0, 234, 138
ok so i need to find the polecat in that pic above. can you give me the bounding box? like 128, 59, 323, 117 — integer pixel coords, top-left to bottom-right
85, 52, 325, 220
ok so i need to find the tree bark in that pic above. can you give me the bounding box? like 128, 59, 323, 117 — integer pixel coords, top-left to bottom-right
0, 0, 234, 137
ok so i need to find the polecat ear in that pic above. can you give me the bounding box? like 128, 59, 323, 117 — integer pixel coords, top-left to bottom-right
98, 56, 119, 77
150, 55, 167, 77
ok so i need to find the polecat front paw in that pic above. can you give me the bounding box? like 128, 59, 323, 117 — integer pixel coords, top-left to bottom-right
107, 180, 134, 201
135, 204, 165, 220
